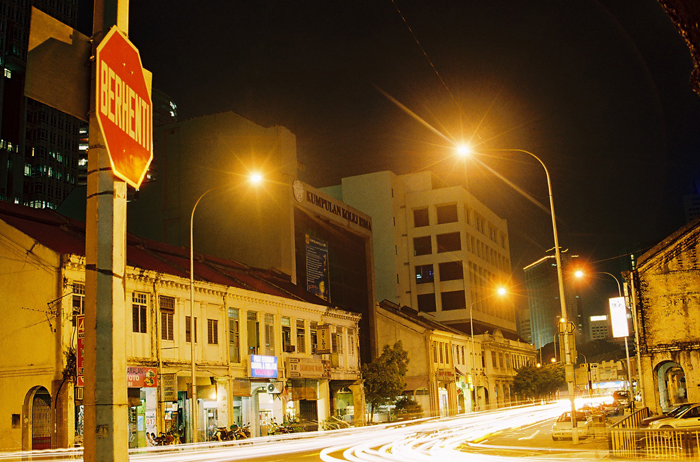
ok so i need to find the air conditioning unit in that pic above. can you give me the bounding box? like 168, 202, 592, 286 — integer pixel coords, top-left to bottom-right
266, 382, 283, 394
284, 345, 296, 353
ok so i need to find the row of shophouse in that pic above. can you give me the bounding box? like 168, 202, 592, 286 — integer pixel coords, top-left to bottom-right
0, 199, 537, 451
0, 201, 363, 450
377, 300, 536, 416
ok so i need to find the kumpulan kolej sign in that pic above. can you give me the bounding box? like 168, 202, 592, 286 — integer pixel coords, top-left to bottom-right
305, 190, 372, 231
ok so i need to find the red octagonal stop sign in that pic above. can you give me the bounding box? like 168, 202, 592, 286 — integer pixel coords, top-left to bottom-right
96, 26, 152, 189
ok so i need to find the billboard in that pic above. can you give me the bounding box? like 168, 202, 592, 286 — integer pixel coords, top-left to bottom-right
250, 355, 278, 378
306, 235, 330, 301
609, 296, 629, 338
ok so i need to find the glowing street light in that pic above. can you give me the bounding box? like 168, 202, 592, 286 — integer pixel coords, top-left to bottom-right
456, 144, 471, 158
188, 172, 263, 442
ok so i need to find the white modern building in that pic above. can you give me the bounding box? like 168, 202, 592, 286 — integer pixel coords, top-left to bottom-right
323, 171, 516, 336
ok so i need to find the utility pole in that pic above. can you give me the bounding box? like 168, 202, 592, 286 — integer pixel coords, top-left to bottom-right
83, 1, 130, 461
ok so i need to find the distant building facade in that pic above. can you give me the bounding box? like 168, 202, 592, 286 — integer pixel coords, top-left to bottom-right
0, 0, 84, 209
588, 314, 610, 341
129, 111, 378, 362
376, 300, 536, 417
323, 170, 516, 338
523, 252, 582, 349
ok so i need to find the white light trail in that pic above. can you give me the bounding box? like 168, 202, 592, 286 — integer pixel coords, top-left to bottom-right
0, 403, 572, 462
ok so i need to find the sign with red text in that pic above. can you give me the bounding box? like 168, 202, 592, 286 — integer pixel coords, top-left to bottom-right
126, 367, 157, 388
96, 26, 152, 188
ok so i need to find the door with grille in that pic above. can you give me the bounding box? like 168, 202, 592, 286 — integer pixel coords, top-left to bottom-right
32, 389, 51, 449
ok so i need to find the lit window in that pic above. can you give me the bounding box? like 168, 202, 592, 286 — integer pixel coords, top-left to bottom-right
4, 68, 11, 79
72, 283, 85, 315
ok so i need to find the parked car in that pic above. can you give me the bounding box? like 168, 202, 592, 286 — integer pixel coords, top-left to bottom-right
649, 404, 700, 429
613, 390, 630, 406
640, 403, 694, 428
551, 411, 591, 440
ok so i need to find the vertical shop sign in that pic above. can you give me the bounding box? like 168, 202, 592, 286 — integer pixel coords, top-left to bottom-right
306, 235, 330, 301
77, 315, 84, 387
316, 324, 331, 354
161, 373, 177, 401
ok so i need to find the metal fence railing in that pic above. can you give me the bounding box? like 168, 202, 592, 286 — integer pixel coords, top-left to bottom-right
609, 408, 700, 459
609, 427, 700, 459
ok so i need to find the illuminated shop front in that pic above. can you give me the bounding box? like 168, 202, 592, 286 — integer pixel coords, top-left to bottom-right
126, 367, 158, 448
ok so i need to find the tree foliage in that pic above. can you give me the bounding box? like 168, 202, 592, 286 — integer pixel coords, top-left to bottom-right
513, 363, 565, 400
394, 395, 423, 421
362, 341, 409, 421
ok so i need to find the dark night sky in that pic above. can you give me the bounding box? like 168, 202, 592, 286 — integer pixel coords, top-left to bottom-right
83, 1, 700, 313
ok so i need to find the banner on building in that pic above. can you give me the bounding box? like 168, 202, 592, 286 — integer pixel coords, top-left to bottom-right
127, 367, 157, 388
76, 315, 84, 387
306, 235, 330, 301
250, 355, 278, 378
609, 297, 629, 338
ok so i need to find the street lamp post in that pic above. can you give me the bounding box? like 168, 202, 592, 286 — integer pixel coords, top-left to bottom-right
188, 173, 262, 443
575, 269, 636, 410
600, 272, 634, 410
460, 147, 579, 442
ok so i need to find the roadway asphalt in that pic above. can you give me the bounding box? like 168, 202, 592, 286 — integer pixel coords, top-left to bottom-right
461, 415, 613, 460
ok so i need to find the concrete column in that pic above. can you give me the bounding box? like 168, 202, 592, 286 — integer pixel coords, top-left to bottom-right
83, 2, 130, 461
446, 381, 458, 416
317, 380, 330, 427
349, 382, 365, 426
428, 379, 439, 417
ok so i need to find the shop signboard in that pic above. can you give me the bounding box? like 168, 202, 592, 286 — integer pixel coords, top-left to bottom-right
436, 368, 455, 382
161, 373, 177, 401
287, 357, 330, 379
127, 366, 157, 388
250, 355, 278, 378
317, 324, 331, 354
232, 378, 251, 397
